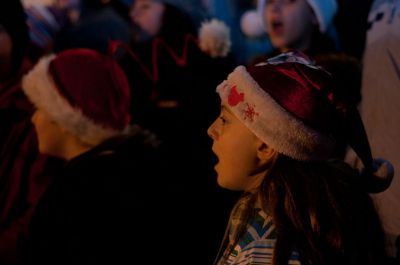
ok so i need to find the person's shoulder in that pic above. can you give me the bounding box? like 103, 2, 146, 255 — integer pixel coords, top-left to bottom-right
75, 126, 158, 167
104, 127, 164, 176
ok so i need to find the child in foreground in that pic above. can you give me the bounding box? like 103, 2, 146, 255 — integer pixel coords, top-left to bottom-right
208, 51, 394, 265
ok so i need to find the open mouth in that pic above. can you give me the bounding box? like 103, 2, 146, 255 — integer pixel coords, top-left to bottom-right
211, 147, 218, 160
210, 147, 219, 168
270, 20, 284, 35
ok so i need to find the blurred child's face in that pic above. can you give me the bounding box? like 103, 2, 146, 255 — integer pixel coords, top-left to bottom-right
31, 110, 65, 157
264, 0, 317, 51
55, 0, 80, 9
130, 0, 165, 37
208, 105, 266, 191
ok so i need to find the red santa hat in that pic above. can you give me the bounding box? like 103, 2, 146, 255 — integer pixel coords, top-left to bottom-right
217, 51, 394, 192
22, 48, 131, 146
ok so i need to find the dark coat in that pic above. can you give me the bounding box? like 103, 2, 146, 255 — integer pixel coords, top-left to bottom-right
20, 130, 173, 264
0, 59, 62, 265
20, 125, 238, 265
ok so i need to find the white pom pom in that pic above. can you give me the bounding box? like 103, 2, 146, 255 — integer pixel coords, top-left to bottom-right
240, 10, 265, 38
198, 19, 231, 58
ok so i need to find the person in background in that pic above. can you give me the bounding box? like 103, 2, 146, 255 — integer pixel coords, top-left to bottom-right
208, 51, 393, 265
18, 47, 181, 264
24, 0, 78, 62
126, 1, 238, 262
128, 2, 232, 147
0, 1, 62, 264
53, 0, 130, 53
334, 0, 374, 60
258, 0, 338, 57
258, 0, 373, 60
206, 0, 273, 65
346, 0, 400, 261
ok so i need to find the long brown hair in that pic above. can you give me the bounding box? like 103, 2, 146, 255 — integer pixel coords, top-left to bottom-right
263, 155, 385, 265
218, 155, 386, 265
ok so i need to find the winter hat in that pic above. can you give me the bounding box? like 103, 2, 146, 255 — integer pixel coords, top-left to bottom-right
217, 51, 393, 192
257, 0, 337, 33
22, 48, 131, 146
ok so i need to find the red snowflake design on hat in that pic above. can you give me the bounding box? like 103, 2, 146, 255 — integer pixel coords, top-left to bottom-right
243, 103, 259, 122
228, 85, 245, 106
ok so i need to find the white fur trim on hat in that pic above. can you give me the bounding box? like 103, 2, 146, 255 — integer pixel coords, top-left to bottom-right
22, 55, 125, 146
199, 19, 231, 58
257, 0, 337, 33
217, 65, 335, 161
240, 10, 265, 38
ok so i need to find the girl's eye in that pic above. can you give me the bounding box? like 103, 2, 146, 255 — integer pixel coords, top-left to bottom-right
219, 116, 227, 124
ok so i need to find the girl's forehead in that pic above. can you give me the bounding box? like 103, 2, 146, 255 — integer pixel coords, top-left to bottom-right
221, 105, 233, 114
221, 105, 242, 124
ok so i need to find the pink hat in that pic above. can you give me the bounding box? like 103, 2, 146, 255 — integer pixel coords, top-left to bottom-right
217, 51, 394, 192
22, 48, 131, 145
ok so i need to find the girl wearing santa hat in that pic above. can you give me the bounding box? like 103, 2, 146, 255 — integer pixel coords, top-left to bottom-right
208, 51, 393, 265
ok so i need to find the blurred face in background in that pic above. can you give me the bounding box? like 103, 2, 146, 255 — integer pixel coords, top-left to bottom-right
264, 0, 317, 51
130, 0, 165, 37
0, 24, 13, 80
55, 0, 80, 9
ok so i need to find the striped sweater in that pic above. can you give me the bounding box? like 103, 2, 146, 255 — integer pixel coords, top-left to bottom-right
218, 208, 301, 265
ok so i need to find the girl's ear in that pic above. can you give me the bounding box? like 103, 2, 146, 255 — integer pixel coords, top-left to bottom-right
256, 140, 277, 164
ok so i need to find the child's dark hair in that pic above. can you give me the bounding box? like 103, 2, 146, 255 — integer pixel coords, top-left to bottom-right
264, 155, 385, 265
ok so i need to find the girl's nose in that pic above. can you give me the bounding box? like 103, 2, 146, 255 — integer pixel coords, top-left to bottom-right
207, 120, 219, 140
